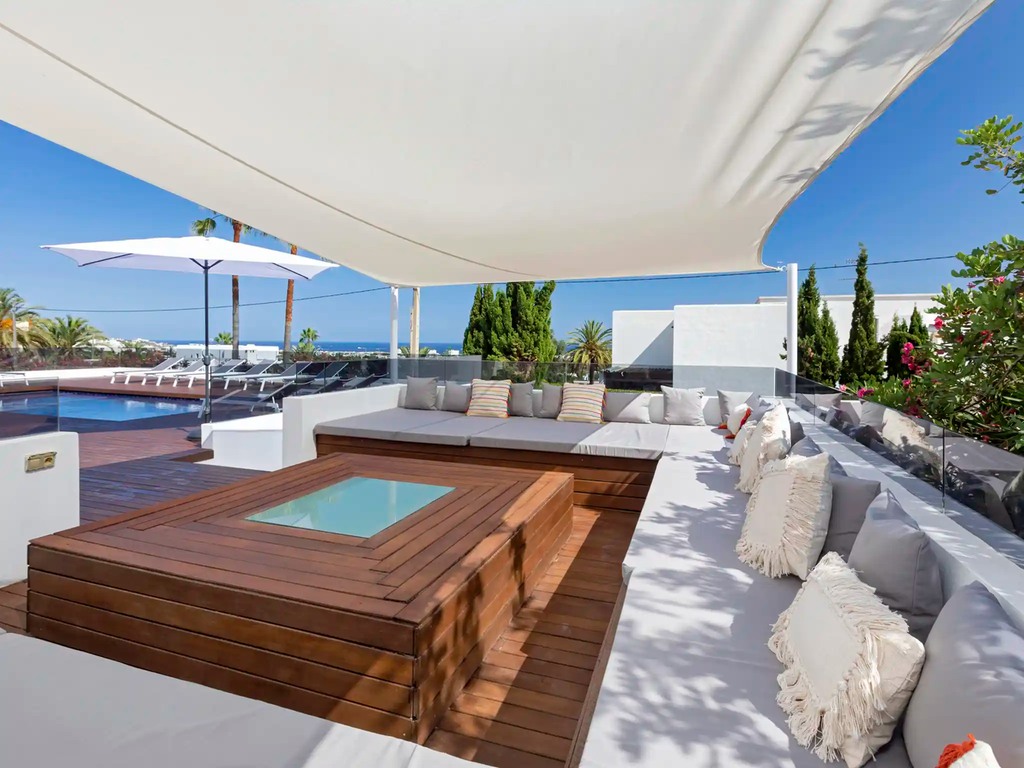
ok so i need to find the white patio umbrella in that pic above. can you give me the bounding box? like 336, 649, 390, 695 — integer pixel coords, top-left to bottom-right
41, 236, 338, 421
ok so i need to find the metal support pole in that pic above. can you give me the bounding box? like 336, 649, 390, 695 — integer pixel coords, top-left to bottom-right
201, 265, 213, 422
786, 262, 799, 376
410, 287, 420, 358
389, 285, 400, 381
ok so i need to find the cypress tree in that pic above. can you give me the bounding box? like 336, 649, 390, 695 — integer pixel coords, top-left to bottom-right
907, 305, 930, 350
840, 244, 884, 383
884, 315, 912, 379
462, 285, 487, 356
818, 302, 841, 385
463, 281, 557, 361
797, 266, 823, 382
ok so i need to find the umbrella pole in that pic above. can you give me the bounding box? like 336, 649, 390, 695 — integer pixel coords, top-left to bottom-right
202, 265, 212, 423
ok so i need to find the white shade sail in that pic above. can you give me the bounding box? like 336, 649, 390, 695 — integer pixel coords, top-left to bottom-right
41, 237, 338, 280
1, 1, 992, 286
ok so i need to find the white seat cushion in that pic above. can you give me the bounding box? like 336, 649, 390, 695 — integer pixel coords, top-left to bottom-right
0, 632, 416, 768
314, 408, 458, 440
470, 417, 667, 459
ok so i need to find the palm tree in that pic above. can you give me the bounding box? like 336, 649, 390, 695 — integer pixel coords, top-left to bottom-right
190, 217, 217, 238
567, 320, 612, 381
283, 244, 298, 364
399, 345, 430, 357
0, 288, 43, 366
296, 327, 319, 358
39, 315, 104, 356
214, 331, 233, 344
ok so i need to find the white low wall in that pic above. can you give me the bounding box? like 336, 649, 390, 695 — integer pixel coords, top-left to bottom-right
201, 414, 284, 472
17, 368, 126, 382
282, 385, 402, 466
0, 432, 79, 585
611, 310, 673, 367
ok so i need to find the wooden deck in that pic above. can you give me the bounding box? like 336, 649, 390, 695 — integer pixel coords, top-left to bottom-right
27, 453, 575, 742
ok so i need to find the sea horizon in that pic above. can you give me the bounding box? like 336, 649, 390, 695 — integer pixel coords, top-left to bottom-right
157, 339, 463, 353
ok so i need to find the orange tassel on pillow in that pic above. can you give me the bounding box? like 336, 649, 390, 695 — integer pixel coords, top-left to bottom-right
937, 735, 976, 768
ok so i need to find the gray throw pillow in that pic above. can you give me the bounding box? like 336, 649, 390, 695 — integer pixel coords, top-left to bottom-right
904, 582, 1024, 767
661, 386, 705, 426
788, 436, 847, 477
717, 390, 754, 424
820, 475, 881, 560
788, 416, 805, 446
509, 382, 535, 417
441, 383, 470, 412
848, 492, 943, 641
604, 392, 652, 424
749, 399, 774, 423
536, 383, 562, 419
404, 377, 438, 410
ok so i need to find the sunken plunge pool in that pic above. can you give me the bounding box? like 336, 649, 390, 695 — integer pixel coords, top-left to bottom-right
27, 452, 574, 742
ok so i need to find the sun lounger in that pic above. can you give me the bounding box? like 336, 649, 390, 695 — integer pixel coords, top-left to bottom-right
170, 359, 245, 388
218, 360, 279, 387
288, 362, 351, 395
144, 360, 203, 386
110, 357, 183, 384
0, 371, 28, 388
252, 362, 312, 391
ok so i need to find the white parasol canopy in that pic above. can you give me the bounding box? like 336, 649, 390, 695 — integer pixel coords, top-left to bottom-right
41, 236, 337, 421
41, 236, 338, 281
0, 1, 993, 286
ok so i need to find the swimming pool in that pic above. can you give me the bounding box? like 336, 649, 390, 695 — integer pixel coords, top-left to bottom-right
0, 392, 201, 422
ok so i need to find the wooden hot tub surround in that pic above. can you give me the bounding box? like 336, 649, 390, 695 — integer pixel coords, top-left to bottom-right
27, 452, 573, 743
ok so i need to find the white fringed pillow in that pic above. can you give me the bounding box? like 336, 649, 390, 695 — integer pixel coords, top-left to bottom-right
769, 552, 925, 768
736, 452, 833, 579
736, 404, 791, 493
728, 419, 758, 466
726, 404, 752, 436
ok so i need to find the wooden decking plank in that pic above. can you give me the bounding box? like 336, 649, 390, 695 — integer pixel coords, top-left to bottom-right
437, 710, 572, 761
425, 730, 564, 768
460, 678, 584, 719
450, 692, 578, 739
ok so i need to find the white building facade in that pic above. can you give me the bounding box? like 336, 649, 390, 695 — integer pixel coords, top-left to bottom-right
613, 294, 936, 373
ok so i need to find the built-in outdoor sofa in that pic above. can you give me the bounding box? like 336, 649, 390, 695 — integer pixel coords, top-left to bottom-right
5, 381, 1023, 767
304, 382, 1024, 768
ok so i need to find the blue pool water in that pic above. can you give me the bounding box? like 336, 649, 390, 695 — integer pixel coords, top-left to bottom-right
0, 392, 200, 422
246, 477, 456, 537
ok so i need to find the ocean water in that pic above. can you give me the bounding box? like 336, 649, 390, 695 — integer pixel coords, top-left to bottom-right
159, 340, 462, 353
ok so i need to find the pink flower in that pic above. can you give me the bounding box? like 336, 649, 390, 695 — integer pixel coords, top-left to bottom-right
994, 275, 1006, 285
902, 341, 915, 352
856, 387, 867, 398
838, 384, 847, 392
933, 317, 944, 330
902, 378, 912, 389
968, 282, 976, 289
980, 329, 994, 345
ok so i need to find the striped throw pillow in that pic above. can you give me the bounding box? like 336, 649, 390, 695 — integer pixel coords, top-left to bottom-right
557, 383, 605, 424
466, 379, 511, 418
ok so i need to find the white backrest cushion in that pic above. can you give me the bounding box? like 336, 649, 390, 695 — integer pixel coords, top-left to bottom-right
648, 394, 719, 425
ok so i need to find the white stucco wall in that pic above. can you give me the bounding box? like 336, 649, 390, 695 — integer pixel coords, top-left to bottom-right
201, 413, 284, 472
611, 310, 673, 366
672, 303, 787, 368
758, 293, 936, 346
0, 432, 79, 584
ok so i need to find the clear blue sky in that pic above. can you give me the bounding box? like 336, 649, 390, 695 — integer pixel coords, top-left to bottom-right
2, 2, 1022, 344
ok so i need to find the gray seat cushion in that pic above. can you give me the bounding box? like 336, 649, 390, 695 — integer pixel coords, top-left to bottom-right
397, 415, 509, 446
0, 632, 420, 768
314, 408, 458, 440
585, 446, 910, 768
904, 582, 1024, 768
848, 492, 944, 641
470, 417, 668, 459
